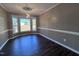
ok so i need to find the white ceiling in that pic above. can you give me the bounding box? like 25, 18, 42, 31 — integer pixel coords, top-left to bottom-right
0, 3, 59, 16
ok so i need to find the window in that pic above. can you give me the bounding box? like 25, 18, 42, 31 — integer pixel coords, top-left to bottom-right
12, 15, 37, 34
20, 18, 31, 32
32, 17, 37, 31
12, 16, 18, 34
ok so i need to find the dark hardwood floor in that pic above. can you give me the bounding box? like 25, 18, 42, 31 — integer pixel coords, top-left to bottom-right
0, 34, 78, 56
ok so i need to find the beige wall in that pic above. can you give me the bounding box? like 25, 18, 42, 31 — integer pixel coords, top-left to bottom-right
39, 3, 79, 54
0, 6, 8, 50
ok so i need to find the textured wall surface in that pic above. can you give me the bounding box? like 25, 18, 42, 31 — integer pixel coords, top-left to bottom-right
39, 4, 79, 53
0, 6, 8, 49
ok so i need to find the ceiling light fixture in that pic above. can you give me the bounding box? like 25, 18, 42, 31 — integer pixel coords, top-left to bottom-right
23, 7, 32, 18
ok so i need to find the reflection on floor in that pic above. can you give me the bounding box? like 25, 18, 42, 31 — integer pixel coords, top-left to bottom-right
0, 34, 78, 56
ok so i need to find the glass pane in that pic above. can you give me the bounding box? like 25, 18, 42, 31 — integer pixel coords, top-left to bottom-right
12, 16, 18, 34
32, 17, 36, 31
20, 18, 31, 32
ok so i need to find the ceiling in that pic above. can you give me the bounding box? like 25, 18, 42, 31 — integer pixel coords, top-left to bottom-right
0, 3, 59, 16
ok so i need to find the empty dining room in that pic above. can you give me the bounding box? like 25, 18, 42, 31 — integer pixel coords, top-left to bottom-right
0, 3, 79, 56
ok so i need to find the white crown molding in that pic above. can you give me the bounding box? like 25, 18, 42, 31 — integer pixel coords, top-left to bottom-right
0, 3, 8, 11
0, 3, 61, 16
39, 3, 60, 15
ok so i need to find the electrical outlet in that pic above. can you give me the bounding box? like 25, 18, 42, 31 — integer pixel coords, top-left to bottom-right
64, 39, 66, 42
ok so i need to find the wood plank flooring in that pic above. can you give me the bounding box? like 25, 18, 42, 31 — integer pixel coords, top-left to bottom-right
0, 34, 78, 56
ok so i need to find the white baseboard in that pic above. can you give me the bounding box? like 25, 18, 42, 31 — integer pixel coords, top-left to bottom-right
0, 39, 9, 50
39, 33, 79, 54
10, 33, 39, 40
0, 33, 39, 50
1, 33, 78, 54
